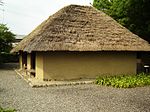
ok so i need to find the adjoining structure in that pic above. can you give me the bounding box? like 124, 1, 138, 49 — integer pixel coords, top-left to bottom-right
11, 5, 150, 81
12, 35, 26, 47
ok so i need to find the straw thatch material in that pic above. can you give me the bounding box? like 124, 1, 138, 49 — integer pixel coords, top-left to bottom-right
11, 5, 150, 53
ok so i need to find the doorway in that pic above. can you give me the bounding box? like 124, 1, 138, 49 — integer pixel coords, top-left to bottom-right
31, 52, 36, 69
31, 52, 36, 77
22, 52, 27, 69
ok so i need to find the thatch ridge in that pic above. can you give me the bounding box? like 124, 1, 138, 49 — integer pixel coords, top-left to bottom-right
11, 5, 150, 53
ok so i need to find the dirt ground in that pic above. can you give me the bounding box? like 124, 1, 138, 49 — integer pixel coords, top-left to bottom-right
0, 63, 150, 112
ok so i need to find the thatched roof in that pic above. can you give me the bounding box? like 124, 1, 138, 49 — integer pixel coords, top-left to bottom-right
11, 5, 150, 53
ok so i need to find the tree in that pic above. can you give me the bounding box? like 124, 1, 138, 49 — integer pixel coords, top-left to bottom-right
126, 0, 150, 41
0, 0, 3, 5
93, 0, 150, 42
0, 24, 15, 53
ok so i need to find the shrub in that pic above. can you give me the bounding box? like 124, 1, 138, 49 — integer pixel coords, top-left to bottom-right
96, 73, 150, 88
0, 106, 16, 112
0, 53, 19, 63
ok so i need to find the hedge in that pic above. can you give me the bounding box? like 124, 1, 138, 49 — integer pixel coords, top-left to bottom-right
0, 53, 19, 63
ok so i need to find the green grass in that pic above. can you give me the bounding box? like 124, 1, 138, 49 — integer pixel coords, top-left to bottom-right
0, 106, 16, 112
96, 73, 150, 88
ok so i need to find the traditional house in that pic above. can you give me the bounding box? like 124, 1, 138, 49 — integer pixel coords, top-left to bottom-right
11, 5, 150, 81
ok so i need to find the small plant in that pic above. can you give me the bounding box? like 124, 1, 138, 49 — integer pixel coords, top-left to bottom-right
0, 106, 16, 112
96, 73, 150, 88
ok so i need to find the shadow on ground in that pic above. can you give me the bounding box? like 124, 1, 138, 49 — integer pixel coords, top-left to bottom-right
0, 63, 19, 70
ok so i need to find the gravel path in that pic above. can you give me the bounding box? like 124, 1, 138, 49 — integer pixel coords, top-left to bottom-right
0, 63, 150, 112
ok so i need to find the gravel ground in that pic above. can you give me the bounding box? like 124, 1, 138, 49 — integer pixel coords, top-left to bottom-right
0, 63, 150, 112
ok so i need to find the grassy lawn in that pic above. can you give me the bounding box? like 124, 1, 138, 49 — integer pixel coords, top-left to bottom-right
0, 106, 16, 112
96, 73, 150, 88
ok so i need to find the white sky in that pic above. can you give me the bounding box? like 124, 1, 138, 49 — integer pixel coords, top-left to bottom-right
0, 0, 93, 35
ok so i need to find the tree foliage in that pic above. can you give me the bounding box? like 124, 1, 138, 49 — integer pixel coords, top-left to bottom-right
0, 24, 15, 53
93, 0, 150, 41
0, 0, 3, 5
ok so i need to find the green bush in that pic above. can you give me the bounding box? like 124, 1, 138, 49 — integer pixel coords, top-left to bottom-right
96, 73, 150, 88
0, 53, 19, 63
0, 106, 16, 112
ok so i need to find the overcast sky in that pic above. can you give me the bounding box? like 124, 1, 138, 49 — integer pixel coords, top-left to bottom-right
0, 0, 93, 35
